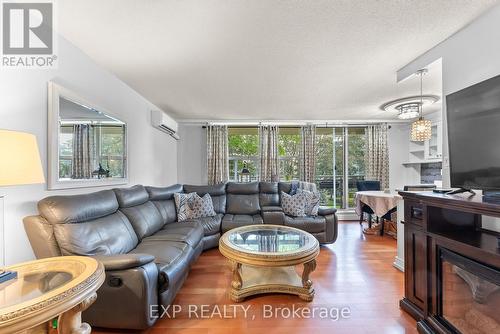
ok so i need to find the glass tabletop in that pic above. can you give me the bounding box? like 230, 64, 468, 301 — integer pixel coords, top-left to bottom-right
0, 271, 74, 309
227, 225, 311, 253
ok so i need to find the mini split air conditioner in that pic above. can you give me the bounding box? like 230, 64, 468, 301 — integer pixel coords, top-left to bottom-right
151, 110, 179, 140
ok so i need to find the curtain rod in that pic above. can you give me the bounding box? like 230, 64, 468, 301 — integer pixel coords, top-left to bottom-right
201, 123, 393, 129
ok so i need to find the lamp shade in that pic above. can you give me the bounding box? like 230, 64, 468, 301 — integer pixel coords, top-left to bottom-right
0, 130, 45, 186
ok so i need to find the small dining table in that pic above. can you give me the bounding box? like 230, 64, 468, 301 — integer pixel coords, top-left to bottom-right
355, 190, 402, 236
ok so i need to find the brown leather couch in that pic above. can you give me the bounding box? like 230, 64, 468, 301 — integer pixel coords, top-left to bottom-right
23, 181, 337, 330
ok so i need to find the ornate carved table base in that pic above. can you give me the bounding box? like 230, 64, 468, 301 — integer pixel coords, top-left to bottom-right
230, 260, 317, 302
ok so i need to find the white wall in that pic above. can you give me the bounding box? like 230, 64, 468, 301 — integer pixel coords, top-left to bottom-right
388, 123, 413, 190
0, 35, 178, 265
398, 3, 500, 187
177, 124, 207, 185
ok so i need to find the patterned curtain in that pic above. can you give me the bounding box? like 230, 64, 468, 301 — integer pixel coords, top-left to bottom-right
72, 124, 95, 179
258, 125, 279, 182
300, 124, 316, 183
206, 125, 229, 185
365, 124, 389, 189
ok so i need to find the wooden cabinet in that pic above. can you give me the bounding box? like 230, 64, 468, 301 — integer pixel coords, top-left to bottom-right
404, 223, 427, 312
399, 191, 500, 334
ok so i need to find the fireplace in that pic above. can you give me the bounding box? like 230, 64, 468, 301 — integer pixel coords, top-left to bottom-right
438, 248, 500, 334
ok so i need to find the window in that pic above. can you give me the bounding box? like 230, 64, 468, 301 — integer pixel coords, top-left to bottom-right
315, 127, 367, 209
278, 127, 301, 181
228, 127, 259, 182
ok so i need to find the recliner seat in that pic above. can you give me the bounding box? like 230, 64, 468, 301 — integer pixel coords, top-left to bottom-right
23, 181, 338, 330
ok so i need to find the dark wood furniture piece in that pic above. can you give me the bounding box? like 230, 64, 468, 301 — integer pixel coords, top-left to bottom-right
399, 191, 500, 334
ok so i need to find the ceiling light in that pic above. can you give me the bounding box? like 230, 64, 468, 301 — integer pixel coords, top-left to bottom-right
381, 95, 439, 116
396, 103, 420, 119
410, 69, 432, 141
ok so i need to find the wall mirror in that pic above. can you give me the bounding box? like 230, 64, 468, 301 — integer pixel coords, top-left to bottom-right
48, 82, 128, 189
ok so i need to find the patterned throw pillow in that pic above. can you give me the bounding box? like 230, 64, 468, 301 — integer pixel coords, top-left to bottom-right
187, 193, 217, 219
281, 191, 307, 217
174, 192, 196, 222
297, 189, 320, 216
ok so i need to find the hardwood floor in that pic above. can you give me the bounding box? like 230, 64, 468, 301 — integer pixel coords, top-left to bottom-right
94, 221, 417, 334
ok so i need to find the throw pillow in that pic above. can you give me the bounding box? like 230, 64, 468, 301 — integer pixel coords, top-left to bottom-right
281, 191, 307, 217
187, 193, 217, 219
174, 192, 196, 222
297, 189, 320, 216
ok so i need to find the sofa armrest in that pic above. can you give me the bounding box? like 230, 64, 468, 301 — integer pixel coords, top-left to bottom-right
318, 206, 337, 216
84, 255, 159, 329
92, 253, 155, 271
261, 206, 283, 212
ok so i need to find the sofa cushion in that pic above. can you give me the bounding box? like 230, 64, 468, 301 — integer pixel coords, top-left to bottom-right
146, 185, 183, 225
222, 214, 263, 233
284, 216, 326, 234
38, 190, 119, 224
278, 182, 293, 195
227, 182, 259, 194
146, 184, 183, 201
259, 182, 280, 207
114, 185, 165, 239
281, 191, 307, 217
297, 189, 320, 216
53, 211, 138, 256
130, 240, 193, 290
151, 199, 177, 225
188, 193, 217, 219
226, 182, 260, 215
142, 222, 203, 248
114, 185, 149, 208
119, 201, 164, 240
227, 194, 260, 215
184, 213, 223, 236
183, 184, 226, 214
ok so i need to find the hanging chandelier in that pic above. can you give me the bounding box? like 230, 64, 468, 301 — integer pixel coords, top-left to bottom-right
410, 69, 432, 141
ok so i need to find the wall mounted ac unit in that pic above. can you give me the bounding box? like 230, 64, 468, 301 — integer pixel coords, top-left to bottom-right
151, 110, 179, 140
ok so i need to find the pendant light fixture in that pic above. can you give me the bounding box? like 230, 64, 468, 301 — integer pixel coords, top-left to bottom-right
410, 69, 432, 141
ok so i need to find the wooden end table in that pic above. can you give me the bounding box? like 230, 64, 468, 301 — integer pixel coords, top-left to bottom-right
0, 256, 105, 334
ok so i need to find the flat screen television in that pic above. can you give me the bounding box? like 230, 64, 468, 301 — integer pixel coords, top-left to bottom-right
446, 74, 500, 193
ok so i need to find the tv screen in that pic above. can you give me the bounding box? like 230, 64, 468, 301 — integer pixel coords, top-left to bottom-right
447, 74, 500, 191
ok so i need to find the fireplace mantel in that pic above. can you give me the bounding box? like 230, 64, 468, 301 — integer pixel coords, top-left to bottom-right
398, 191, 500, 334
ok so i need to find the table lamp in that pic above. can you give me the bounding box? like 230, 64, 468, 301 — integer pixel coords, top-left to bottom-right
0, 130, 45, 283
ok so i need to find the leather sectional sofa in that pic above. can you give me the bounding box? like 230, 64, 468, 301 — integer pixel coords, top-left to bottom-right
23, 181, 338, 330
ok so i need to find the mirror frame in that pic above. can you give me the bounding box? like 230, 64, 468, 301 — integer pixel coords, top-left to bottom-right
48, 82, 128, 190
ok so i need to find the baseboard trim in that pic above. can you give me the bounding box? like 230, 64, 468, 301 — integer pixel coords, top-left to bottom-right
393, 256, 404, 272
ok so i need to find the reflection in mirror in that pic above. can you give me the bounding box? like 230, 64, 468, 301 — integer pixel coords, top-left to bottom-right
58, 97, 126, 181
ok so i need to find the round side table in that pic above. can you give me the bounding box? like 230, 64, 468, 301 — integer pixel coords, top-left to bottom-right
0, 256, 105, 334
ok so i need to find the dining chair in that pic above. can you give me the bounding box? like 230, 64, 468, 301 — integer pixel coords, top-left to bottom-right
356, 180, 381, 228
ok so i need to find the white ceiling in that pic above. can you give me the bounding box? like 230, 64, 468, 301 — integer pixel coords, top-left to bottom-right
57, 0, 498, 121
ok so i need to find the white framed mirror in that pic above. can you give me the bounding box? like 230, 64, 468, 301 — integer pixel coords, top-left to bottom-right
48, 82, 128, 190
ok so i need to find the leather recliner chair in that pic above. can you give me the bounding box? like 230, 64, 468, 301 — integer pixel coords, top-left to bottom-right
23, 181, 338, 330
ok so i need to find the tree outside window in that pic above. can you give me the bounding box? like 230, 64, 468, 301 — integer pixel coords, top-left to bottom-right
228, 127, 259, 182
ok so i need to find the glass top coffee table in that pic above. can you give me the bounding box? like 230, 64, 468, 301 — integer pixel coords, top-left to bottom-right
219, 225, 319, 302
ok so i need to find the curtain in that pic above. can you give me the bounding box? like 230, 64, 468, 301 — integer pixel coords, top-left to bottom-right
72, 124, 95, 179
365, 124, 389, 189
300, 124, 316, 183
206, 125, 229, 185
258, 125, 279, 182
